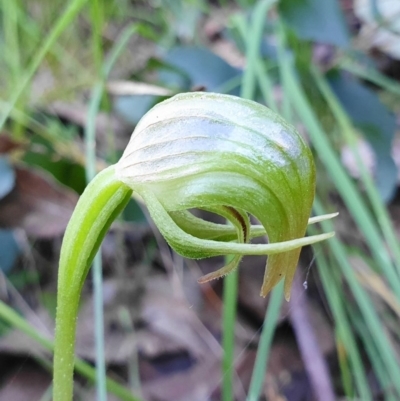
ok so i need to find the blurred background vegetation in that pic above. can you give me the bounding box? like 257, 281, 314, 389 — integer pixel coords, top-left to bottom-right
1, 0, 400, 400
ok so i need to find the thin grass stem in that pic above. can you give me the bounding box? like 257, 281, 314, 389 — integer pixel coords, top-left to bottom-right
311, 222, 372, 400
339, 56, 400, 97
85, 24, 138, 401
246, 282, 283, 401
222, 269, 239, 401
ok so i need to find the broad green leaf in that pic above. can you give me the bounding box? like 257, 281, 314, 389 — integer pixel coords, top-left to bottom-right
114, 94, 158, 126
279, 0, 350, 47
329, 72, 397, 201
159, 46, 242, 94
22, 134, 86, 194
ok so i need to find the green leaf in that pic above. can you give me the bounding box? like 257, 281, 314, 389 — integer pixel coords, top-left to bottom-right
160, 46, 242, 94
329, 72, 397, 201
114, 94, 158, 125
22, 134, 86, 194
279, 0, 350, 47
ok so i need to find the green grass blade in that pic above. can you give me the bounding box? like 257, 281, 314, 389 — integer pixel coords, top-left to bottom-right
276, 20, 398, 294
1, 0, 25, 137
313, 198, 400, 396
222, 269, 239, 401
255, 61, 278, 112
240, 0, 277, 100
91, 0, 105, 74
277, 19, 400, 395
2, 0, 22, 84
347, 303, 398, 401
340, 56, 400, 97
232, 14, 278, 112
312, 66, 400, 276
0, 0, 89, 130
246, 283, 284, 401
312, 226, 372, 400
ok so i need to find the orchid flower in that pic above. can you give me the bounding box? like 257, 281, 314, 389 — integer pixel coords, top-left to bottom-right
53, 92, 335, 400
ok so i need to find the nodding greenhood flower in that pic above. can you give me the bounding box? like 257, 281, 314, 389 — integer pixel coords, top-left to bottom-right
114, 92, 335, 297
53, 92, 336, 401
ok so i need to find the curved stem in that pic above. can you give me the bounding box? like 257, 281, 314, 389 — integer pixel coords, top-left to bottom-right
222, 268, 239, 401
53, 165, 132, 401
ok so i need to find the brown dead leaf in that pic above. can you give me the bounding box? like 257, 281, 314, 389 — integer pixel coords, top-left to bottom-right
107, 81, 172, 96
141, 358, 221, 401
74, 275, 225, 401
0, 134, 25, 154
75, 276, 220, 364
0, 164, 78, 238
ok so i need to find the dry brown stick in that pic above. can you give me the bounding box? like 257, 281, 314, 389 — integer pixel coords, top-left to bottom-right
289, 271, 336, 401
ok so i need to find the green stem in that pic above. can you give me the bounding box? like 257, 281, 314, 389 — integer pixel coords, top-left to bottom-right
0, 300, 142, 401
91, 252, 107, 401
222, 268, 239, 401
220, 206, 249, 401
87, 1, 106, 397
53, 297, 80, 401
53, 166, 132, 401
